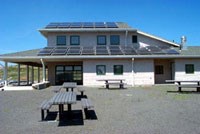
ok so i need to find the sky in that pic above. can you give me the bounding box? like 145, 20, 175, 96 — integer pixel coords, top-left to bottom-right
0, 0, 200, 54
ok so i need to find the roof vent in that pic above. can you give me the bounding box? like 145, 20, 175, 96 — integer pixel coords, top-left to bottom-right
180, 36, 187, 50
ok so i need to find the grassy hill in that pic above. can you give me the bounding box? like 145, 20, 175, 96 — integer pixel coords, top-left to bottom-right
0, 65, 43, 81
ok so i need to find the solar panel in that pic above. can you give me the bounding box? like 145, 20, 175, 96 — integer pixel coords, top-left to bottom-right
106, 22, 118, 28
67, 47, 81, 55
57, 23, 70, 28
109, 46, 123, 55
121, 46, 137, 55
45, 23, 59, 28
38, 49, 53, 56
51, 47, 68, 55
165, 49, 179, 55
82, 22, 94, 28
136, 47, 152, 55
70, 22, 82, 28
95, 22, 106, 28
82, 46, 95, 55
95, 46, 109, 55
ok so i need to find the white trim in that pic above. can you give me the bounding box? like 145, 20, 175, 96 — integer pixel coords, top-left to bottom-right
137, 31, 180, 47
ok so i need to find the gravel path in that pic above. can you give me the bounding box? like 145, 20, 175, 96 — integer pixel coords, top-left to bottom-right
0, 85, 200, 134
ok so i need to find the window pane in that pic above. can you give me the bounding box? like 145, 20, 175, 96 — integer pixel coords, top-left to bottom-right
110, 35, 120, 45
74, 66, 82, 71
97, 35, 106, 45
56, 66, 64, 71
57, 36, 66, 45
96, 65, 106, 75
185, 64, 194, 74
114, 65, 123, 75
65, 66, 73, 71
132, 35, 138, 43
70, 36, 80, 45
155, 65, 164, 74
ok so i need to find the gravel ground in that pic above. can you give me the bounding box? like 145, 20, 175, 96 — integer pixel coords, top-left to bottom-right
1, 85, 200, 134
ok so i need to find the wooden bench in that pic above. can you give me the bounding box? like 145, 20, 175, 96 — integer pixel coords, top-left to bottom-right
106, 82, 124, 89
81, 98, 94, 113
40, 100, 52, 121
52, 86, 62, 93
32, 81, 50, 90
177, 84, 200, 92
77, 88, 85, 97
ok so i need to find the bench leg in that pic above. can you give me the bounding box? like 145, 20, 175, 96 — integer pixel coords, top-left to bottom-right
178, 87, 182, 92
197, 87, 200, 92
41, 110, 45, 121
81, 91, 84, 97
106, 84, 109, 89
120, 84, 124, 89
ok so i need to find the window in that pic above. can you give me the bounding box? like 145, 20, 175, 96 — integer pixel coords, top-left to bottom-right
110, 35, 120, 45
96, 65, 106, 75
97, 35, 106, 45
155, 65, 164, 74
132, 35, 138, 43
185, 64, 194, 74
114, 65, 123, 75
57, 36, 66, 45
70, 35, 80, 45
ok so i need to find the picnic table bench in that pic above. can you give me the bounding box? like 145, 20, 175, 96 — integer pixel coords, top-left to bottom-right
81, 98, 94, 119
166, 80, 200, 92
62, 82, 77, 92
40, 100, 52, 121
97, 79, 125, 89
48, 92, 77, 121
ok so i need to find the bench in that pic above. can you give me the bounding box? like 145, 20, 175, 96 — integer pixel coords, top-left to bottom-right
177, 84, 200, 92
32, 81, 50, 90
77, 88, 85, 97
106, 82, 124, 89
52, 86, 62, 93
39, 100, 52, 121
81, 98, 94, 115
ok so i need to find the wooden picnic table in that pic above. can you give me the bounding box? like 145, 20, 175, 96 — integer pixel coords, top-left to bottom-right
97, 79, 125, 89
62, 82, 77, 92
49, 92, 77, 121
165, 80, 200, 92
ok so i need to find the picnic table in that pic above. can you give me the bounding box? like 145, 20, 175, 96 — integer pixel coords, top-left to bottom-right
49, 92, 77, 121
165, 80, 200, 92
62, 82, 77, 92
97, 79, 125, 89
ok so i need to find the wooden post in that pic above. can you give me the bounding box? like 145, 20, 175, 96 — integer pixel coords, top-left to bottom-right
27, 65, 29, 85
18, 64, 20, 86
31, 66, 34, 84
38, 67, 40, 83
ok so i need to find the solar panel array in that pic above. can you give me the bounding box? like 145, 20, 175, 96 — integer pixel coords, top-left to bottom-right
37, 45, 179, 56
45, 22, 118, 29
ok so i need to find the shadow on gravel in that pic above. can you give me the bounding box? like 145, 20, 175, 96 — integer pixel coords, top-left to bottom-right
167, 91, 200, 94
45, 111, 58, 121
76, 95, 87, 101
85, 110, 98, 120
58, 110, 84, 127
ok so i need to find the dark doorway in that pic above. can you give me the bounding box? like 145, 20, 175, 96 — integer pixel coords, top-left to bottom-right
55, 65, 83, 85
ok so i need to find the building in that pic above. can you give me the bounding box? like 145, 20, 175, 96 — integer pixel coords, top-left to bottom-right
0, 22, 200, 87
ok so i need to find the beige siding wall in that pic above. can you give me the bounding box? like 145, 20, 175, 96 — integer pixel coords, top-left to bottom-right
47, 31, 171, 48
133, 59, 154, 85
175, 59, 200, 81
83, 59, 133, 86
83, 59, 154, 86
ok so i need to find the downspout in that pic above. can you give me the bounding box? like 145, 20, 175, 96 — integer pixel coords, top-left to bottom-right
132, 58, 135, 86
125, 30, 128, 46
40, 59, 46, 82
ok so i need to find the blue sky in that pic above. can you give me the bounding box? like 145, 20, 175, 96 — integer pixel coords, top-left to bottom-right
0, 0, 200, 54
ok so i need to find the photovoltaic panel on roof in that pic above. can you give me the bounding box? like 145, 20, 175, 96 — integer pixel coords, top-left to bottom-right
51, 48, 67, 55
106, 22, 118, 28
95, 22, 106, 28
57, 23, 71, 28
82, 22, 94, 28
165, 49, 179, 55
67, 46, 81, 55
38, 49, 53, 56
121, 46, 137, 55
70, 22, 82, 28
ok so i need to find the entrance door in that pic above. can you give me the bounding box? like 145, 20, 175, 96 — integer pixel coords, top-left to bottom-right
55, 65, 83, 85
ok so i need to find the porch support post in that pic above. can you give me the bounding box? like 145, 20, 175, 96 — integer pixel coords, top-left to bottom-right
18, 64, 20, 86
26, 65, 29, 85
40, 59, 45, 82
131, 58, 135, 86
4, 62, 8, 86
38, 67, 40, 83
31, 66, 34, 84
